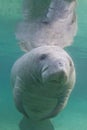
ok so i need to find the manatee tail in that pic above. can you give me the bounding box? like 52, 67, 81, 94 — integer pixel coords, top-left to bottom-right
16, 0, 77, 52
19, 116, 54, 130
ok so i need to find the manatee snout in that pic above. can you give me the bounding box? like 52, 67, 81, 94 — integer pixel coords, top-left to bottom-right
42, 59, 68, 84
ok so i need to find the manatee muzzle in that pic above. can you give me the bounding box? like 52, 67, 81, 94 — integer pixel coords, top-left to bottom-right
42, 60, 68, 84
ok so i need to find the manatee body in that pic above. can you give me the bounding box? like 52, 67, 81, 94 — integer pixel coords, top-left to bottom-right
11, 46, 75, 120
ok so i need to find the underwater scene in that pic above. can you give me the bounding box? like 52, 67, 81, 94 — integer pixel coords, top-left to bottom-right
0, 0, 87, 130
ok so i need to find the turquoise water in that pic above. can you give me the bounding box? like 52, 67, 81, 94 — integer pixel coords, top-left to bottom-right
0, 0, 87, 130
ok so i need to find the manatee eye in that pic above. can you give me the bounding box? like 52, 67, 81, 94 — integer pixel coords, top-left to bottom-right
39, 54, 47, 60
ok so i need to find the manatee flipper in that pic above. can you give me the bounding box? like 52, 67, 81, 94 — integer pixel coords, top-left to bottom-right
13, 77, 28, 118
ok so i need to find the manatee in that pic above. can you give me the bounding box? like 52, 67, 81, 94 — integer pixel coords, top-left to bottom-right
16, 0, 77, 51
11, 46, 76, 120
11, 1, 77, 128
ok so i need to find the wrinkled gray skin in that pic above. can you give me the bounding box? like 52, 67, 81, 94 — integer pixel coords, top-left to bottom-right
11, 46, 76, 120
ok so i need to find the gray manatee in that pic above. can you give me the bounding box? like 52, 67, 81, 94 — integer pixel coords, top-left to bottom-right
11, 46, 76, 120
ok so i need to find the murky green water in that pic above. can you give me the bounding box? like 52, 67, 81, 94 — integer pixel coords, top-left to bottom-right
0, 0, 87, 130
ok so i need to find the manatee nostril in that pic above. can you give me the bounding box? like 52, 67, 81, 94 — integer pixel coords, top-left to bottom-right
58, 61, 63, 67
59, 62, 62, 66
